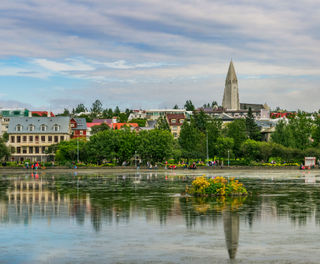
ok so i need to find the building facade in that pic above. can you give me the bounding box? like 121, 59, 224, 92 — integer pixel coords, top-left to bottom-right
0, 108, 30, 135
7, 117, 71, 162
166, 113, 185, 138
70, 118, 87, 139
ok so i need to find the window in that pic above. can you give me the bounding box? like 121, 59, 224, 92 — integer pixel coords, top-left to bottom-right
29, 136, 33, 142
171, 119, 176, 124
53, 124, 60, 131
40, 124, 47, 132
35, 147, 39, 154
22, 147, 27, 154
54, 136, 59, 143
10, 136, 15, 143
180, 119, 184, 123
42, 147, 46, 153
48, 136, 52, 142
16, 124, 22, 132
17, 136, 21, 143
80, 131, 83, 135
41, 136, 46, 142
28, 124, 35, 131
13, 111, 20, 115
29, 147, 33, 154
35, 136, 39, 142
4, 118, 10, 122
23, 136, 27, 142
17, 147, 21, 154
60, 136, 64, 141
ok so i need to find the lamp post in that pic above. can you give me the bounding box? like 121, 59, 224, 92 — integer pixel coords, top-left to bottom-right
228, 150, 230, 167
206, 130, 209, 165
77, 138, 79, 163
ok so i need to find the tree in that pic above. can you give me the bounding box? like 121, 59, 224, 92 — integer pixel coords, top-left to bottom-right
114, 106, 121, 116
157, 116, 171, 132
91, 123, 110, 135
312, 113, 320, 146
192, 110, 208, 133
224, 119, 247, 157
53, 139, 87, 163
75, 103, 87, 113
91, 100, 103, 116
179, 121, 206, 160
215, 137, 234, 158
173, 104, 179, 109
137, 130, 174, 163
130, 119, 147, 127
206, 118, 223, 157
0, 138, 10, 160
184, 100, 195, 111
118, 113, 128, 123
245, 107, 261, 141
241, 139, 261, 161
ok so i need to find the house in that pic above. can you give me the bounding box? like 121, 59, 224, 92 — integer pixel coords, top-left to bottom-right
112, 123, 139, 130
7, 116, 71, 162
166, 114, 185, 138
0, 108, 30, 135
146, 109, 192, 120
70, 118, 87, 139
128, 110, 147, 120
86, 122, 103, 138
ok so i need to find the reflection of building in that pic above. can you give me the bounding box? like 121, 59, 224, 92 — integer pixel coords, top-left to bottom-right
8, 117, 71, 162
2, 178, 91, 224
223, 210, 239, 259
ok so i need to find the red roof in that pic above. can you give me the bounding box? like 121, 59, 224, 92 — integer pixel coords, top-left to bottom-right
112, 123, 139, 129
166, 114, 185, 126
32, 111, 55, 117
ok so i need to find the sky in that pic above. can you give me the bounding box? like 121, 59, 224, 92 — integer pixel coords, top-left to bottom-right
0, 0, 320, 112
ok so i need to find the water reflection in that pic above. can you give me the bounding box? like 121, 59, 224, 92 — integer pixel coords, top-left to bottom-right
2, 172, 320, 262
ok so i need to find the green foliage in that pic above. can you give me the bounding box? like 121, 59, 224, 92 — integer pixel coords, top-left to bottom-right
137, 130, 174, 163
224, 119, 247, 157
215, 137, 234, 158
53, 139, 86, 163
130, 119, 147, 127
241, 139, 261, 161
173, 104, 179, 109
74, 103, 87, 113
0, 138, 10, 160
157, 116, 171, 132
245, 107, 261, 140
90, 99, 103, 116
91, 123, 110, 135
184, 100, 195, 111
192, 110, 208, 133
2, 132, 8, 142
179, 121, 205, 160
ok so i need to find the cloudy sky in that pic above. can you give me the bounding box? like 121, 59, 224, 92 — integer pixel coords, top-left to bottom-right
0, 0, 320, 112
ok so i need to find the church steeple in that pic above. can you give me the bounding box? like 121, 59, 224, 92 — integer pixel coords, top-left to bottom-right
222, 60, 240, 110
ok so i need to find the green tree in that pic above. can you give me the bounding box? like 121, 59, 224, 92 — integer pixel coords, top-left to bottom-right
119, 113, 128, 123
184, 100, 195, 111
206, 117, 222, 158
192, 110, 208, 133
130, 119, 147, 127
91, 100, 103, 116
245, 107, 261, 141
215, 137, 234, 158
224, 119, 247, 157
137, 130, 174, 163
75, 103, 87, 113
241, 139, 261, 161
0, 138, 10, 160
157, 116, 171, 132
53, 139, 87, 163
114, 106, 121, 116
179, 121, 205, 160
312, 113, 320, 146
173, 104, 179, 109
91, 123, 110, 135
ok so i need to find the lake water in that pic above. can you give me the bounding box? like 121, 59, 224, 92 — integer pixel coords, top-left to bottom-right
1, 169, 320, 264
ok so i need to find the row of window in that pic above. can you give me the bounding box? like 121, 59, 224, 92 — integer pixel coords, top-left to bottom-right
16, 124, 60, 132
14, 146, 47, 154
11, 135, 64, 143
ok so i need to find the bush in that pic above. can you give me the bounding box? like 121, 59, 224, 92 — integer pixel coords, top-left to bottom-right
187, 176, 247, 196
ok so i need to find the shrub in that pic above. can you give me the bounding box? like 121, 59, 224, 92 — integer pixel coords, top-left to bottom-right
187, 176, 247, 196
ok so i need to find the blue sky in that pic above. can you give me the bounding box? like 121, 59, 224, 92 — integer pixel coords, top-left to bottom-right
1, 0, 320, 112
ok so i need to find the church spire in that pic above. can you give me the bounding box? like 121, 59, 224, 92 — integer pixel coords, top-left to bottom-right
222, 60, 240, 110
226, 60, 237, 83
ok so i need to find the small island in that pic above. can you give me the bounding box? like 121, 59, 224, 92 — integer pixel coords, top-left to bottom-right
186, 176, 248, 196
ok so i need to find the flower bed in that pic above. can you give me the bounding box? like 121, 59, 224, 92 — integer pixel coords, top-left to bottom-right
186, 176, 247, 196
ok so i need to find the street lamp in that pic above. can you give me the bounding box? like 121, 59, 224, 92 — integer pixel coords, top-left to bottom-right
206, 130, 209, 165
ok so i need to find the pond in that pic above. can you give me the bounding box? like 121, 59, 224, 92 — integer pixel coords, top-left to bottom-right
1, 169, 320, 263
